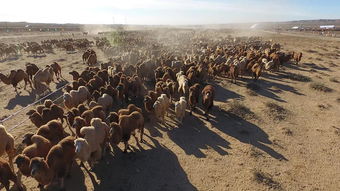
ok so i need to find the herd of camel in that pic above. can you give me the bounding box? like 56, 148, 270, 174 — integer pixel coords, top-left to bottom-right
0, 62, 61, 94
0, 46, 98, 95
0, 38, 95, 61
0, 30, 309, 191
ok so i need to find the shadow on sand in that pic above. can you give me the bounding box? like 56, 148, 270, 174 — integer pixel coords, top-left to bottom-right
5, 91, 35, 109
209, 108, 287, 161
87, 136, 198, 191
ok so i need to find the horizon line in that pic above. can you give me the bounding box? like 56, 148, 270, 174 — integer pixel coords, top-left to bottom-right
0, 18, 339, 26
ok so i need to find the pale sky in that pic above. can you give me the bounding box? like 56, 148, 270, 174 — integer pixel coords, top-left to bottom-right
1, 0, 339, 25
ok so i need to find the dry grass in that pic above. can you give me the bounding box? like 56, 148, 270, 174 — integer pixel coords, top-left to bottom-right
319, 47, 328, 51
265, 102, 289, 121
305, 49, 318, 53
250, 147, 264, 158
246, 89, 258, 96
309, 82, 333, 92
253, 170, 283, 190
227, 100, 257, 120
328, 62, 338, 67
329, 77, 339, 83
282, 128, 293, 136
318, 104, 331, 110
337, 98, 340, 103
0, 115, 9, 121
332, 126, 340, 136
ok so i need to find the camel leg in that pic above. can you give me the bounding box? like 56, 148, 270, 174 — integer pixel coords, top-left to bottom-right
68, 125, 76, 137
123, 141, 129, 153
140, 127, 144, 143
29, 79, 33, 89
8, 153, 14, 171
23, 79, 28, 90
66, 119, 76, 136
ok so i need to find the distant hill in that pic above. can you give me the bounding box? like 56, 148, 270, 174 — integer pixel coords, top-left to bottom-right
0, 19, 339, 31
258, 19, 340, 30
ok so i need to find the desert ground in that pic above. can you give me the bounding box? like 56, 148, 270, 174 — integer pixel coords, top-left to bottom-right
0, 29, 339, 191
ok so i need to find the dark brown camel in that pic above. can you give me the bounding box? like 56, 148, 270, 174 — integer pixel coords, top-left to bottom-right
0, 69, 32, 93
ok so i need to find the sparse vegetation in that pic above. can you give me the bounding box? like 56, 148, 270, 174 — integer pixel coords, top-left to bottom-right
228, 100, 257, 120
253, 170, 283, 190
337, 98, 340, 103
329, 77, 339, 83
0, 115, 8, 121
310, 82, 333, 92
108, 28, 128, 46
305, 49, 318, 53
246, 89, 258, 96
284, 73, 311, 82
250, 147, 264, 158
332, 126, 340, 136
319, 47, 328, 51
265, 102, 289, 121
282, 128, 293, 136
328, 62, 338, 67
318, 104, 331, 110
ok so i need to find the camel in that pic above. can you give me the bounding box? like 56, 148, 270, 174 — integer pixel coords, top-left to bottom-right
82, 49, 97, 65
49, 62, 63, 80
25, 62, 39, 81
0, 69, 32, 92
82, 50, 91, 64
86, 53, 97, 66
32, 67, 54, 93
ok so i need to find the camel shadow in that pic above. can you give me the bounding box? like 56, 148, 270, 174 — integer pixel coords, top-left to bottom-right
27, 54, 46, 58
5, 92, 35, 110
242, 76, 304, 103
304, 62, 331, 71
213, 82, 244, 102
0, 56, 20, 63
283, 62, 310, 72
167, 113, 231, 158
55, 58, 67, 62
63, 163, 87, 191
40, 162, 86, 191
210, 107, 287, 161
66, 51, 78, 54
42, 80, 69, 103
89, 137, 198, 191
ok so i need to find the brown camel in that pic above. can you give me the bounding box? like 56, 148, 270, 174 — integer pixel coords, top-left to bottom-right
0, 69, 32, 92
25, 62, 39, 81
48, 62, 63, 80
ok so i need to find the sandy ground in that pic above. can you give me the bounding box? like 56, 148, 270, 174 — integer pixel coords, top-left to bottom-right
0, 30, 339, 191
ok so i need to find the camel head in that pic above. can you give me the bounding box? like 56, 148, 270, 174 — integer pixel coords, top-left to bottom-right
9, 70, 17, 79
0, 71, 11, 84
